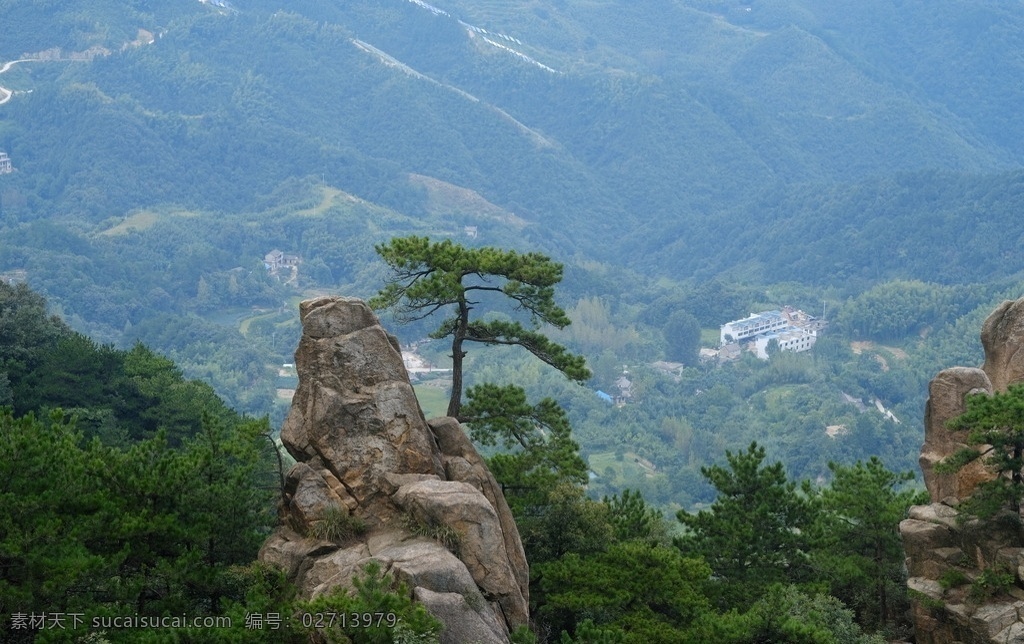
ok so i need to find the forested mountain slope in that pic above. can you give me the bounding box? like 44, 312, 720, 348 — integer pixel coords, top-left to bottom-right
2, 0, 1022, 271
2, 0, 1024, 513
6, 5, 1024, 636
639, 170, 1024, 287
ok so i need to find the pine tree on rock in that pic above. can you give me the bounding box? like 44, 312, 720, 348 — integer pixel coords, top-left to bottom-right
370, 235, 589, 418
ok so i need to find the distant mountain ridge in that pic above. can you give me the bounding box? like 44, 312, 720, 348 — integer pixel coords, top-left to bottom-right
0, 0, 1022, 285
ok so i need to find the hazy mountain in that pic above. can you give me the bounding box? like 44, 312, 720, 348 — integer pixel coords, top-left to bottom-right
2, 0, 1022, 283
4, 0, 1024, 549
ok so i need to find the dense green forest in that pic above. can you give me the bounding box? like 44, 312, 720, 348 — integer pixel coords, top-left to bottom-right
4, 281, 928, 642
0, 281, 279, 641
2, 171, 1013, 506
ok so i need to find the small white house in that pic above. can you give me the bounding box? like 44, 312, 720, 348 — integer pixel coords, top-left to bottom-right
753, 327, 817, 360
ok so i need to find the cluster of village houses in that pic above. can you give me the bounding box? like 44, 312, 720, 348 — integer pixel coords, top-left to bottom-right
705, 306, 827, 363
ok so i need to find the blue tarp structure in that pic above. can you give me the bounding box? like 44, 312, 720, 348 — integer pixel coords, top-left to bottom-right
596, 390, 613, 403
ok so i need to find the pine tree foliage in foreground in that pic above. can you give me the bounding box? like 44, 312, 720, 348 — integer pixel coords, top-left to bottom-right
0, 409, 277, 642
810, 458, 926, 635
462, 382, 589, 515
675, 442, 817, 610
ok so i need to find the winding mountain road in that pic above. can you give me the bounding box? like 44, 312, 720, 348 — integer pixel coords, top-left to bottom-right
0, 59, 33, 105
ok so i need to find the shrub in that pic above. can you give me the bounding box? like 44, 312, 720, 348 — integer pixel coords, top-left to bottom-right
308, 504, 367, 543
969, 566, 1015, 602
403, 513, 461, 553
938, 569, 969, 590
296, 560, 442, 644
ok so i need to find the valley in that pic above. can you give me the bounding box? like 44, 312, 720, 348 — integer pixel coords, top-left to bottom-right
0, 0, 1019, 537
3, 0, 1024, 640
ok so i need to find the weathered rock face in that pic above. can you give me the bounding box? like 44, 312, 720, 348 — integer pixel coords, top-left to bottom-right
902, 297, 1024, 644
920, 367, 994, 502
260, 296, 528, 642
982, 298, 1024, 392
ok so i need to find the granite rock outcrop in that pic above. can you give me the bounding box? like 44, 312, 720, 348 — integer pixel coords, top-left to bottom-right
902, 297, 1024, 644
259, 296, 528, 642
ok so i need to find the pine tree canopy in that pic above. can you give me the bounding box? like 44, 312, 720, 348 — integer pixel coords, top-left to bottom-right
370, 236, 588, 417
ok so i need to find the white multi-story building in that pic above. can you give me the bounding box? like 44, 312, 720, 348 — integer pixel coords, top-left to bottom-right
719, 307, 822, 360
0, 152, 12, 174
720, 310, 788, 345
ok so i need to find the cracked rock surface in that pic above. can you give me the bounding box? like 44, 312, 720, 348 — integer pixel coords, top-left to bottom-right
260, 296, 528, 642
902, 296, 1024, 644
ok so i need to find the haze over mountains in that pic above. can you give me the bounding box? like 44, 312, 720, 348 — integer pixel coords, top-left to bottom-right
2, 0, 1024, 489
2, 0, 1023, 286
